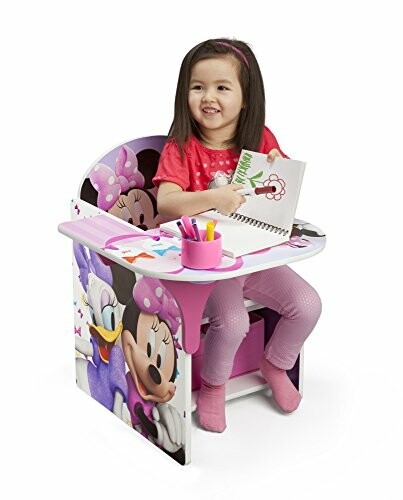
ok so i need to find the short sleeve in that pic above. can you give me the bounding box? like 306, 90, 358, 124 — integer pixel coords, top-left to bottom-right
260, 126, 289, 159
152, 139, 190, 191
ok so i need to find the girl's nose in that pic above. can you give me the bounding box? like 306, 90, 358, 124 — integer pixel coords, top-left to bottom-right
202, 91, 216, 102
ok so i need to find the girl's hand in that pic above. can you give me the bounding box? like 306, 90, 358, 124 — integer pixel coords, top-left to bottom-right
267, 148, 281, 162
213, 184, 246, 216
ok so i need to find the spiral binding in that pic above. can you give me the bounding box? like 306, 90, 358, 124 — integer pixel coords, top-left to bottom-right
229, 212, 289, 236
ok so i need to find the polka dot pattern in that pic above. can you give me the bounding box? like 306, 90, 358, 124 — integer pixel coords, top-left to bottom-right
88, 145, 145, 211
132, 277, 181, 334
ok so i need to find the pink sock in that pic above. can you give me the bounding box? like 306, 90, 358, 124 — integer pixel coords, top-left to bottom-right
197, 379, 226, 432
259, 357, 302, 413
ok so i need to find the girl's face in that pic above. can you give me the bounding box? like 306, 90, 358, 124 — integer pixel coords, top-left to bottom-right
188, 56, 243, 144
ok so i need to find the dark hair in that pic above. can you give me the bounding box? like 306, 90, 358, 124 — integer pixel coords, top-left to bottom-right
168, 38, 266, 154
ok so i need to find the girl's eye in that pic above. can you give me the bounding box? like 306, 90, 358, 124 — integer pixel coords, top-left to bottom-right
191, 85, 203, 91
101, 305, 115, 331
218, 86, 229, 91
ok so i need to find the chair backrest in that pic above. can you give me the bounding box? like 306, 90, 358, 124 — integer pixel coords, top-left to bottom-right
79, 136, 167, 230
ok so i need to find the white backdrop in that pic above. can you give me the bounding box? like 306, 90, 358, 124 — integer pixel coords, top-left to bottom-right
2, 1, 402, 498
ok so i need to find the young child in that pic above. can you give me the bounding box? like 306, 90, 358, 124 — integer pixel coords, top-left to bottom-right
153, 38, 322, 432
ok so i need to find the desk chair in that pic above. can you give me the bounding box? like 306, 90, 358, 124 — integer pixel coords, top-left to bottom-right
65, 136, 305, 465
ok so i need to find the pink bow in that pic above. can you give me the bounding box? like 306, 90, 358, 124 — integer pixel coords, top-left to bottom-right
89, 145, 145, 211
133, 277, 181, 338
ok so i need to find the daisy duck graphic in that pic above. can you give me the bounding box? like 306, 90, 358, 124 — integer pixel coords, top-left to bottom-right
121, 276, 185, 464
80, 144, 162, 230
73, 242, 136, 418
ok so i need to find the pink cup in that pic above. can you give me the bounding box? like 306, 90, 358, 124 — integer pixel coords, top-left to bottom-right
181, 230, 222, 269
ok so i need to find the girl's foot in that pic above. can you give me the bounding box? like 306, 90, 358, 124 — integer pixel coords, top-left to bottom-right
197, 379, 226, 432
259, 357, 302, 413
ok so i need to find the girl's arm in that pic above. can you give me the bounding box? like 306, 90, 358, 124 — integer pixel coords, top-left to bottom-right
157, 181, 246, 218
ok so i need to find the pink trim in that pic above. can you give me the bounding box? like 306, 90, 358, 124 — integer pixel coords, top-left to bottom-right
207, 257, 244, 273
102, 230, 160, 249
160, 280, 218, 354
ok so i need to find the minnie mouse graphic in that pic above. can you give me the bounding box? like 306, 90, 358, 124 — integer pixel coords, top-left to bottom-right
121, 276, 185, 464
80, 143, 163, 230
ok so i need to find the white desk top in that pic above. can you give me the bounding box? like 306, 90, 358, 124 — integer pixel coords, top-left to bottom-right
59, 207, 325, 282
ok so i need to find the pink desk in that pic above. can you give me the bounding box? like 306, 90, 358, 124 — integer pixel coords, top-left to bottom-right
59, 199, 325, 464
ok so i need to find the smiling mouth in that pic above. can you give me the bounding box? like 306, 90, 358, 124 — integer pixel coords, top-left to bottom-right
202, 108, 219, 114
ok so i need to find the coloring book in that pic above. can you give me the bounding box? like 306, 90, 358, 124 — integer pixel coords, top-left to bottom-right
161, 150, 306, 258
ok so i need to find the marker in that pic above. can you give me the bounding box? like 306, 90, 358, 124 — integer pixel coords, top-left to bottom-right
206, 221, 215, 241
238, 185, 276, 196
192, 221, 202, 241
176, 220, 188, 238
181, 216, 196, 239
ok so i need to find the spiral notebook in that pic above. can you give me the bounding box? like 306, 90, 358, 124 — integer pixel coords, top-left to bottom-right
160, 151, 306, 258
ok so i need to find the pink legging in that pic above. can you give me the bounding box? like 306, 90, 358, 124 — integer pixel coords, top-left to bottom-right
201, 265, 322, 385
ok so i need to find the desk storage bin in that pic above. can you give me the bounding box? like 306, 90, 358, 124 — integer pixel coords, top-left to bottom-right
192, 312, 265, 391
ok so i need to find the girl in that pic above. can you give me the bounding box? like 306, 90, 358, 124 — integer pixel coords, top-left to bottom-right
153, 38, 322, 432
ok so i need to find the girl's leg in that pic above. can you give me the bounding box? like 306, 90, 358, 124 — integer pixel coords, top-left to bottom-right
244, 266, 322, 412
197, 276, 249, 432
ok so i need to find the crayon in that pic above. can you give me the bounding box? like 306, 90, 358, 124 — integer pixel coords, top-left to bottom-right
192, 221, 202, 241
181, 216, 196, 239
176, 220, 188, 238
206, 221, 215, 241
